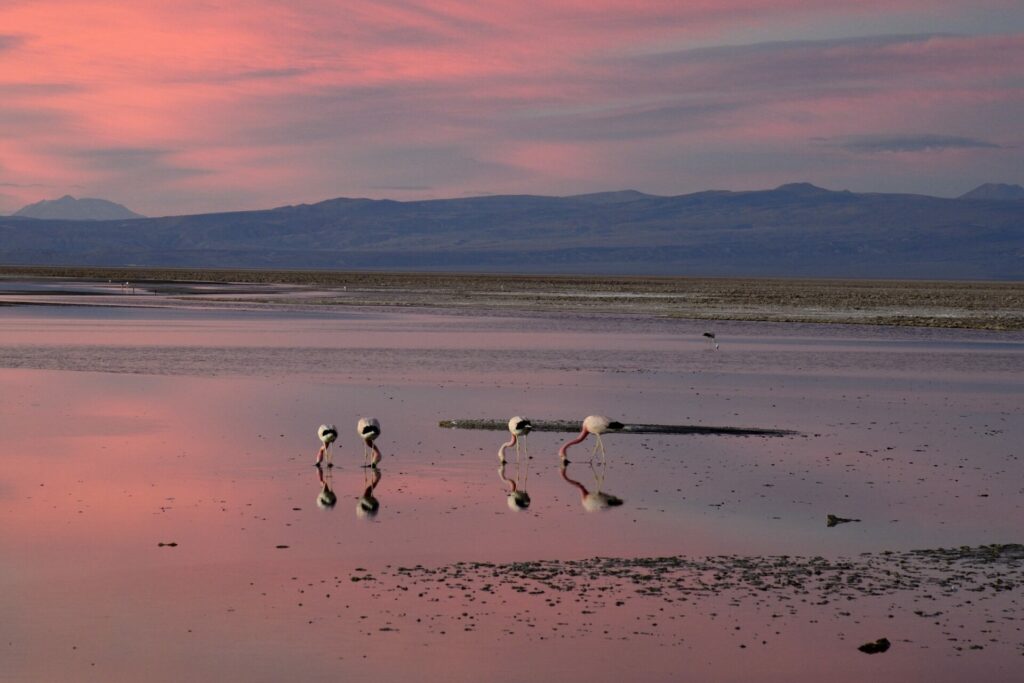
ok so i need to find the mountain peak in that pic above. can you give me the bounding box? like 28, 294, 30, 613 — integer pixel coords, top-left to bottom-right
773, 182, 833, 195
569, 189, 654, 204
13, 195, 145, 220
958, 183, 1024, 201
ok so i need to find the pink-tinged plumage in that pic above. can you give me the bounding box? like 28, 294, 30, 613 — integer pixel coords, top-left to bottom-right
357, 417, 382, 466
558, 415, 624, 461
315, 423, 338, 467
498, 415, 532, 462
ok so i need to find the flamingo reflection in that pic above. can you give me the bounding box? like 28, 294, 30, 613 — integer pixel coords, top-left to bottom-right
498, 458, 531, 510
357, 417, 382, 467
316, 466, 337, 509
558, 415, 623, 464
560, 459, 623, 511
315, 423, 338, 468
356, 465, 382, 518
498, 416, 532, 463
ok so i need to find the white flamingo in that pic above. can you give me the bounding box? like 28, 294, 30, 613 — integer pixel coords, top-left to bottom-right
703, 331, 720, 350
498, 416, 532, 463
558, 415, 623, 463
315, 424, 338, 467
356, 417, 382, 467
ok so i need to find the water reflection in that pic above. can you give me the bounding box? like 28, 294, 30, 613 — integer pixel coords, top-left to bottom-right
316, 466, 338, 509
357, 417, 382, 467
497, 459, 531, 510
356, 466, 382, 518
560, 460, 624, 511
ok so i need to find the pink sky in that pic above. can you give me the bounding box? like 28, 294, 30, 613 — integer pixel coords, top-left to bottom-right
1, 0, 1022, 215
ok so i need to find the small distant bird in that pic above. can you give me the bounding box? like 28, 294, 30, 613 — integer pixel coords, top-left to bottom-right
558, 415, 623, 462
499, 416, 532, 463
703, 331, 719, 350
315, 424, 338, 467
357, 417, 382, 466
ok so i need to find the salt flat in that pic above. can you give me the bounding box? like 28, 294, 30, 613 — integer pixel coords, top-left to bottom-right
1, 286, 1022, 682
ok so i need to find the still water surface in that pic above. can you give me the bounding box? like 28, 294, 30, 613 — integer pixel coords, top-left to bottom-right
1, 303, 1021, 681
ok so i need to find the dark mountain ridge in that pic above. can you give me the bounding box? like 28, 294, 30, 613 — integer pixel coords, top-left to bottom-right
958, 183, 1024, 201
13, 195, 144, 220
1, 183, 1021, 279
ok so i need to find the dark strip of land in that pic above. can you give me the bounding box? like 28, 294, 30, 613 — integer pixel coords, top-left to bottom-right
439, 419, 798, 436
2, 265, 1021, 330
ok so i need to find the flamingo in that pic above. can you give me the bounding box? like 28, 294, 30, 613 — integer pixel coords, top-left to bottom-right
315, 424, 338, 467
498, 416, 532, 463
558, 415, 623, 463
356, 417, 382, 467
703, 331, 720, 350
560, 460, 623, 511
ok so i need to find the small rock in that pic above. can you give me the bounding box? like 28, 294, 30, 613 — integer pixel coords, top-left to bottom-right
858, 637, 891, 654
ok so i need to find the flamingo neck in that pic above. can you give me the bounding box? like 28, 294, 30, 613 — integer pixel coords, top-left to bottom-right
558, 427, 589, 458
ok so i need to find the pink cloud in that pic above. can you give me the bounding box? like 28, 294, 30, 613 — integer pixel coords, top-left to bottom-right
0, 1, 1021, 213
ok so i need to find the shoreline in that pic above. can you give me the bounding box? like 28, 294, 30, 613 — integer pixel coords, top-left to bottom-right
2, 265, 1022, 330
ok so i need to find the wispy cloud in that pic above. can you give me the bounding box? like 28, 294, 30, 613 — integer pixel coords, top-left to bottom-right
0, 33, 25, 51
821, 134, 1002, 153
0, 1, 1022, 212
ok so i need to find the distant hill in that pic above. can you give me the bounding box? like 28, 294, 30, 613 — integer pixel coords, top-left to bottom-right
959, 183, 1024, 201
1, 183, 1021, 280
13, 195, 144, 220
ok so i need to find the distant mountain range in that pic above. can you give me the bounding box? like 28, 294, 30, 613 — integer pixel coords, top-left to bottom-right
13, 195, 144, 220
2, 183, 1021, 279
958, 183, 1024, 201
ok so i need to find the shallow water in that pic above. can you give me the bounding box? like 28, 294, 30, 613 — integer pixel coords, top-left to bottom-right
1, 302, 1022, 681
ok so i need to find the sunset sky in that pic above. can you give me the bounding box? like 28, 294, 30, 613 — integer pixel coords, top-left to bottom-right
1, 0, 1022, 216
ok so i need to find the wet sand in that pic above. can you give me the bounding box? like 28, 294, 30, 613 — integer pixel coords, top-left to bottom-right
1, 280, 1022, 681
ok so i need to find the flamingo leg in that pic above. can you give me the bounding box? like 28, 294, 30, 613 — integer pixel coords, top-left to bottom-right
326, 445, 333, 468
316, 444, 325, 466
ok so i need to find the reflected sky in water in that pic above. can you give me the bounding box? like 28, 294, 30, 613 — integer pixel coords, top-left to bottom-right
1, 303, 1022, 681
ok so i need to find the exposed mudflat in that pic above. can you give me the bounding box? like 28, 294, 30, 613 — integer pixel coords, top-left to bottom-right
2, 265, 1021, 329
358, 544, 1024, 654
